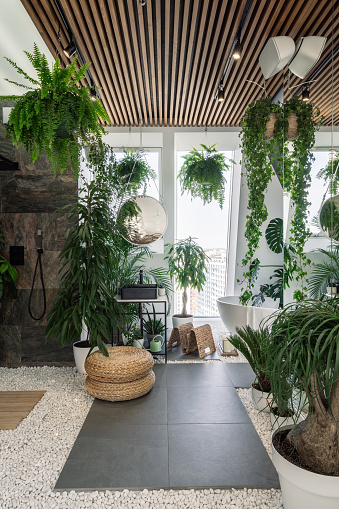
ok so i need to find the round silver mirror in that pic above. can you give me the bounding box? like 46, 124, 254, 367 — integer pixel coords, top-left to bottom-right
117, 195, 167, 245
319, 194, 339, 241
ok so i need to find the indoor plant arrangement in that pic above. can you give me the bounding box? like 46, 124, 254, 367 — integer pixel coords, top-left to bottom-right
267, 298, 339, 509
308, 246, 339, 298
317, 149, 339, 195
165, 237, 209, 327
0, 44, 110, 177
178, 144, 233, 208
142, 304, 165, 344
123, 325, 144, 348
239, 96, 320, 304
116, 148, 156, 194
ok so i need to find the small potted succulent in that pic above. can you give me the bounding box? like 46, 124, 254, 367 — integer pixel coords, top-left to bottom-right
165, 237, 209, 327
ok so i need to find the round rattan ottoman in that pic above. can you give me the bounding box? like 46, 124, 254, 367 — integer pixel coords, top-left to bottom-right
84, 346, 155, 402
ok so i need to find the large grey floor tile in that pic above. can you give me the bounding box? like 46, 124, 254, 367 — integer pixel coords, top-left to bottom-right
55, 425, 169, 490
166, 363, 233, 387
223, 363, 255, 388
168, 386, 250, 424
153, 365, 167, 387
167, 346, 220, 362
79, 388, 167, 429
168, 424, 279, 489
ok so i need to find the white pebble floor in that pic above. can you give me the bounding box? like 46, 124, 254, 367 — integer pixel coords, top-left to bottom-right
0, 364, 283, 509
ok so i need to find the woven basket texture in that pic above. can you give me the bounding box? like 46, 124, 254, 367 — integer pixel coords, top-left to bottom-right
85, 370, 155, 402
287, 112, 298, 140
84, 346, 154, 383
188, 324, 216, 358
167, 322, 194, 350
265, 113, 278, 140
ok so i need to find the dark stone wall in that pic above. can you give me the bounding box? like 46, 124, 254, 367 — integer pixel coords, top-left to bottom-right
0, 108, 78, 366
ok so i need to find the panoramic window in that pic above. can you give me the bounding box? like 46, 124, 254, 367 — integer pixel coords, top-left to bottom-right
175, 150, 234, 317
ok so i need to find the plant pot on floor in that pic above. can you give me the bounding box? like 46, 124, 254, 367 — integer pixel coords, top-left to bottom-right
270, 408, 305, 432
73, 341, 99, 375
251, 384, 273, 413
271, 425, 339, 509
172, 314, 194, 328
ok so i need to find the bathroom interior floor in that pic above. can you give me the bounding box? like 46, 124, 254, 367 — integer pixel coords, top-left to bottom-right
55, 363, 279, 491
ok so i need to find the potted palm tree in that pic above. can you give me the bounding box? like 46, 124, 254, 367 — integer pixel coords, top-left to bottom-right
0, 44, 110, 178
267, 299, 339, 509
165, 237, 208, 327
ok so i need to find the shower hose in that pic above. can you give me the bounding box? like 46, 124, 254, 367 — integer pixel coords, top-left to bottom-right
28, 247, 47, 321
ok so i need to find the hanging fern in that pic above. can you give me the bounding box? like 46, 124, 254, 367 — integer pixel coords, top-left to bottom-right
178, 144, 233, 208
116, 148, 156, 194
0, 44, 111, 177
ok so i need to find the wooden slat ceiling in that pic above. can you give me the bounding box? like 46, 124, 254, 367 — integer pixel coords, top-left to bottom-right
20, 0, 339, 127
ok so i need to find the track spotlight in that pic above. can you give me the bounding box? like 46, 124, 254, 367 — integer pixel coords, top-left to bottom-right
302, 86, 310, 101
217, 86, 224, 102
64, 41, 76, 59
233, 41, 242, 60
139, 0, 146, 5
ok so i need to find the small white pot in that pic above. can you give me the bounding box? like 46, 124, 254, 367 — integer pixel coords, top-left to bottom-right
270, 410, 305, 432
158, 287, 166, 296
272, 425, 339, 509
172, 314, 194, 328
73, 341, 98, 375
251, 385, 273, 413
133, 338, 144, 348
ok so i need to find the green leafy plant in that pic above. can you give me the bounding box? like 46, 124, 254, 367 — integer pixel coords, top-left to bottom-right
229, 325, 271, 392
165, 237, 209, 317
116, 148, 156, 194
317, 150, 339, 195
142, 304, 165, 336
123, 326, 143, 346
239, 97, 320, 304
308, 246, 339, 298
0, 230, 18, 300
267, 299, 339, 475
318, 197, 339, 239
0, 44, 110, 177
178, 144, 233, 208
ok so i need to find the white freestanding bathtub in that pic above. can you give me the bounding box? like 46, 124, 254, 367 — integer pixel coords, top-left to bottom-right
217, 296, 278, 335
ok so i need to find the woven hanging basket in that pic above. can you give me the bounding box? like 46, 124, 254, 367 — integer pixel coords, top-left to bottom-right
265, 113, 278, 140
287, 112, 298, 140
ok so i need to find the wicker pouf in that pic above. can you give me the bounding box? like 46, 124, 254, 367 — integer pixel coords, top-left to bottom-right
84, 346, 155, 402
85, 370, 155, 402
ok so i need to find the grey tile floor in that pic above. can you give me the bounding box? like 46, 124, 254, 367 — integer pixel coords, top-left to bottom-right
55, 363, 279, 491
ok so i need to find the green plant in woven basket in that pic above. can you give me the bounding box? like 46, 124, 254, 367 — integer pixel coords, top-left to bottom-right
116, 148, 156, 194
178, 144, 233, 208
0, 44, 110, 178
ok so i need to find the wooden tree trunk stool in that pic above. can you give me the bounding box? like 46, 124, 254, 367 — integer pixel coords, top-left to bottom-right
167, 322, 194, 350
185, 324, 216, 358
84, 346, 155, 401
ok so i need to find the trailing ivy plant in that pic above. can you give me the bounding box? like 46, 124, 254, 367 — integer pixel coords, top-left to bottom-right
239, 96, 320, 304
178, 144, 233, 208
0, 44, 110, 178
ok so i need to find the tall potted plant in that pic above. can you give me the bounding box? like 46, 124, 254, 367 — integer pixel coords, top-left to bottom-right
267, 299, 339, 509
165, 237, 208, 327
178, 144, 233, 208
0, 44, 110, 178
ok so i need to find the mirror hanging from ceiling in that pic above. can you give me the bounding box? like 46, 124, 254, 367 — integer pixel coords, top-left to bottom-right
117, 195, 168, 246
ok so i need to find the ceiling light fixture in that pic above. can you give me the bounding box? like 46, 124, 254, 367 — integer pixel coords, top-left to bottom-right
233, 41, 242, 60
139, 0, 146, 6
302, 85, 310, 101
217, 86, 224, 102
90, 87, 97, 101
64, 41, 76, 59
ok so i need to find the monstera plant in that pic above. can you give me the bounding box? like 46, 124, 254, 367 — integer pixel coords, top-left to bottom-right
0, 44, 110, 177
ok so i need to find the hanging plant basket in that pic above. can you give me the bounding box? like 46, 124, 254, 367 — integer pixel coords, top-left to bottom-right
177, 143, 233, 209
265, 113, 278, 140
287, 111, 299, 140
116, 148, 156, 194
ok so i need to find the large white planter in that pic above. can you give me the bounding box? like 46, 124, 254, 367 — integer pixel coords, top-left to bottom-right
172, 314, 193, 328
73, 341, 98, 375
272, 426, 339, 509
270, 410, 305, 432
251, 385, 273, 413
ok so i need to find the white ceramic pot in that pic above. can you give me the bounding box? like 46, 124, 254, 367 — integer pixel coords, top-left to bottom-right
133, 338, 144, 348
270, 410, 305, 432
251, 385, 273, 413
172, 314, 193, 328
158, 287, 166, 296
73, 341, 98, 375
271, 425, 339, 509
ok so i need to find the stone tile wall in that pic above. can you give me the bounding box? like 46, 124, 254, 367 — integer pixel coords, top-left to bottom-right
0, 108, 77, 366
